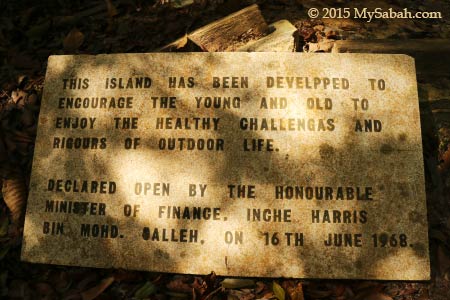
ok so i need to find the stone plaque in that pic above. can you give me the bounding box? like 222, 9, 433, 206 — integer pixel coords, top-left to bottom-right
22, 53, 430, 280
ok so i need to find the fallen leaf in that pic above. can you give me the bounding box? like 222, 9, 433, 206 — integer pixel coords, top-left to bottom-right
166, 276, 192, 293
438, 145, 450, 174
222, 278, 255, 289
105, 0, 118, 17
81, 276, 114, 300
11, 89, 27, 106
273, 281, 285, 300
176, 33, 189, 49
255, 281, 266, 294
26, 93, 38, 105
171, 0, 194, 9
134, 281, 156, 299
286, 283, 304, 300
76, 271, 99, 291
63, 28, 85, 52
2, 177, 27, 224
366, 293, 393, 300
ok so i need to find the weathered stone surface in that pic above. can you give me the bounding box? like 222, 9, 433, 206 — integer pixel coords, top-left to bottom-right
22, 53, 429, 280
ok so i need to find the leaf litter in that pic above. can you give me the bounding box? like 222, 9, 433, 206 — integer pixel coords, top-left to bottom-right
0, 0, 450, 299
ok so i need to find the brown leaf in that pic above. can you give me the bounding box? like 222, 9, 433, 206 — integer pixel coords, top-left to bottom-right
176, 34, 189, 49
11, 89, 28, 107
200, 272, 218, 299
255, 281, 266, 294
27, 93, 38, 105
365, 293, 393, 300
105, 0, 118, 18
2, 177, 27, 224
438, 145, 450, 174
63, 28, 85, 52
81, 276, 115, 300
76, 271, 99, 291
166, 276, 192, 293
222, 278, 255, 289
286, 283, 303, 300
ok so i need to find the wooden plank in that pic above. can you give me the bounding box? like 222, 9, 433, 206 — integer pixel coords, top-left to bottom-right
157, 35, 203, 52
237, 20, 296, 52
188, 4, 268, 52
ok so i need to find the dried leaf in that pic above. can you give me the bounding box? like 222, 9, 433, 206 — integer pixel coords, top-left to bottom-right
438, 145, 450, 174
81, 276, 114, 300
286, 283, 304, 300
63, 28, 85, 52
2, 177, 27, 224
198, 272, 218, 298
171, 0, 194, 9
255, 281, 266, 294
176, 34, 189, 49
222, 278, 255, 289
105, 0, 118, 18
273, 282, 285, 300
75, 271, 99, 291
134, 281, 156, 299
166, 276, 192, 293
365, 293, 393, 300
239, 291, 255, 300
305, 40, 335, 53
27, 94, 38, 105
11, 89, 27, 106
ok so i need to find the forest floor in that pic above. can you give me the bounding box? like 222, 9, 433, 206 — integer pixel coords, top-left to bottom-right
0, 0, 450, 299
